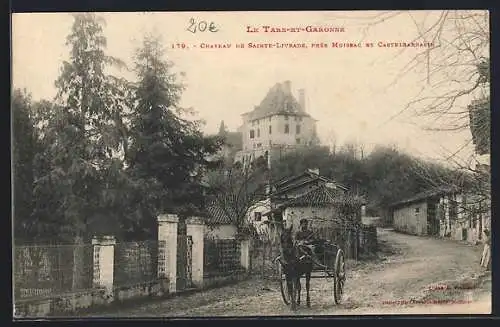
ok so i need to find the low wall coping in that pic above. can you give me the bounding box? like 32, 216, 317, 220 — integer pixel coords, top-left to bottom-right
91, 236, 116, 246
157, 214, 179, 223
186, 216, 205, 225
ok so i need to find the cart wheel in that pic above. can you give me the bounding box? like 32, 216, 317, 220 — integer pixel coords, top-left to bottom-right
333, 248, 346, 305
277, 260, 292, 305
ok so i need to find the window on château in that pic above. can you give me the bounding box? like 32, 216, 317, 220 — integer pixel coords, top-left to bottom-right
250, 130, 255, 139
269, 125, 272, 134
285, 124, 290, 134
285, 115, 289, 120
296, 125, 301, 134
257, 128, 260, 137
296, 138, 301, 144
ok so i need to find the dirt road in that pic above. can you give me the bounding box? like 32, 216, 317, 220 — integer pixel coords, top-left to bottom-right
85, 229, 491, 317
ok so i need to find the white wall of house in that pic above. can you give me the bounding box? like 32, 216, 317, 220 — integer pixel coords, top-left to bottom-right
246, 198, 272, 236
283, 206, 335, 234
393, 201, 428, 236
438, 196, 450, 237
449, 193, 490, 244
392, 192, 489, 244
241, 114, 317, 152
246, 199, 271, 223
431, 193, 489, 244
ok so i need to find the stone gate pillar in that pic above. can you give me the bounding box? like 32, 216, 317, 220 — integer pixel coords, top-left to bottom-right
92, 235, 116, 301
186, 217, 205, 288
158, 214, 178, 294
240, 238, 251, 270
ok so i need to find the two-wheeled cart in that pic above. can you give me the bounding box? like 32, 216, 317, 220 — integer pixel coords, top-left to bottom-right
275, 240, 346, 305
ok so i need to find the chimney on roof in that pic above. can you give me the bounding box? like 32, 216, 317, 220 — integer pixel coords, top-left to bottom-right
283, 80, 292, 94
298, 89, 305, 112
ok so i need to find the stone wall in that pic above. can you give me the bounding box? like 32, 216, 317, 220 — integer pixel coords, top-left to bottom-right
14, 215, 250, 318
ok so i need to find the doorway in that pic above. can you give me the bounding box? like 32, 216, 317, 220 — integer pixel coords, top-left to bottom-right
427, 201, 440, 236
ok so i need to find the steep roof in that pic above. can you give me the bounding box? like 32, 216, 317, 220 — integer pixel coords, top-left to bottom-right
272, 169, 348, 195
243, 81, 311, 121
263, 184, 365, 216
285, 184, 345, 207
388, 186, 459, 208
205, 201, 235, 225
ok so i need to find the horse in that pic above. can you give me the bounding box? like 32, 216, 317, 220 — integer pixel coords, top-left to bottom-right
278, 224, 314, 311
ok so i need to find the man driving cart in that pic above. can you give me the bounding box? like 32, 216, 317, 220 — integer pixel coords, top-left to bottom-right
295, 218, 323, 265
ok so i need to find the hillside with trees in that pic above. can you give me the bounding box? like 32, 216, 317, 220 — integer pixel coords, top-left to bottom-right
270, 144, 468, 222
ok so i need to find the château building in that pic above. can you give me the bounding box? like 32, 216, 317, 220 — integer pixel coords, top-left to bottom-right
234, 80, 319, 168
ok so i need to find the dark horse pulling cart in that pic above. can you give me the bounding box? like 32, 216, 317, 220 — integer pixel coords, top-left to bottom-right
275, 233, 346, 307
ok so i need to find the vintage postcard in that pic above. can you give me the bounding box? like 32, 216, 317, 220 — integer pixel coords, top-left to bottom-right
12, 11, 491, 318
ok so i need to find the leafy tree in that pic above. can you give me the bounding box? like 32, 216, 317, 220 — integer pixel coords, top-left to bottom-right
362, 147, 423, 218
328, 144, 369, 195
468, 97, 490, 156
270, 144, 369, 195
12, 89, 37, 242
269, 143, 463, 222
270, 145, 331, 181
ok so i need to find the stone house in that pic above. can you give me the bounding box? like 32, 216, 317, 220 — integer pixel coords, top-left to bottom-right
259, 169, 366, 258
389, 186, 490, 243
260, 169, 360, 230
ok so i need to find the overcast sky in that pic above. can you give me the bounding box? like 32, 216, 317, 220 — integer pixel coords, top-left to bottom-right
12, 11, 484, 164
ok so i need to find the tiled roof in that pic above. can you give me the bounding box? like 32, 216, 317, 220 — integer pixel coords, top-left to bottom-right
263, 185, 364, 217
284, 184, 363, 207
272, 170, 348, 195
243, 82, 311, 121
388, 186, 459, 208
205, 201, 235, 225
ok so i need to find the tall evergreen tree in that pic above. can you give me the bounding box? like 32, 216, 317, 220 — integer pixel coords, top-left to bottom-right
126, 34, 222, 235
32, 13, 129, 288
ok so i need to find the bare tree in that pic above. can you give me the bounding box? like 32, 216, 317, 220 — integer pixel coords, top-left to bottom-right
364, 11, 489, 147
409, 150, 490, 216
325, 130, 338, 155
362, 10, 490, 213
205, 158, 270, 236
